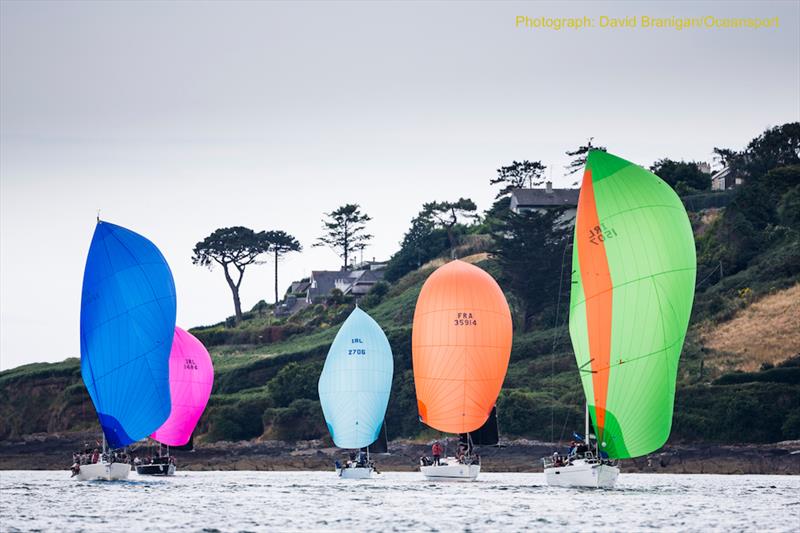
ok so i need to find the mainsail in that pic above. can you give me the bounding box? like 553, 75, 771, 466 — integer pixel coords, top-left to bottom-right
570, 150, 696, 459
318, 307, 394, 449
80, 221, 177, 448
151, 327, 214, 446
412, 260, 513, 434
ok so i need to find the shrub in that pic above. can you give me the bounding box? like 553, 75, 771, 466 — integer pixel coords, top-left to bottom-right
267, 399, 327, 440
205, 398, 271, 442
268, 361, 322, 407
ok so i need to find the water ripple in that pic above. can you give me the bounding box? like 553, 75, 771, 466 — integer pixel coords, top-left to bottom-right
0, 471, 798, 532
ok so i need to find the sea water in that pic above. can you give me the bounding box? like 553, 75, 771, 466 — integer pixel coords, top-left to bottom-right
0, 471, 797, 532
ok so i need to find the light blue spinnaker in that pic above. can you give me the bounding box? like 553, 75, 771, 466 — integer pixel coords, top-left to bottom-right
80, 221, 177, 449
318, 307, 394, 449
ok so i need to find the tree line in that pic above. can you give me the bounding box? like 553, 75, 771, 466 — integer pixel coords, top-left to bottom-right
194, 126, 799, 329
192, 204, 378, 323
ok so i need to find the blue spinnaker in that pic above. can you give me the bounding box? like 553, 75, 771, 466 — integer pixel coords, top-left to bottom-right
318, 307, 394, 449
80, 221, 177, 448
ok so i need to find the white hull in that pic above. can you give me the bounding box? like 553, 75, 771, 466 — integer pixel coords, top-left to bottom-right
420, 459, 480, 481
336, 466, 374, 479
544, 459, 619, 488
75, 462, 130, 481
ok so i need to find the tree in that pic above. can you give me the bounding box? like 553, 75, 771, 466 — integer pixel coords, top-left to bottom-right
384, 214, 450, 282
268, 361, 321, 407
192, 227, 268, 323
314, 204, 372, 269
714, 122, 800, 178
262, 230, 302, 305
490, 160, 547, 198
565, 137, 607, 175
491, 208, 571, 329
419, 198, 479, 253
649, 159, 711, 192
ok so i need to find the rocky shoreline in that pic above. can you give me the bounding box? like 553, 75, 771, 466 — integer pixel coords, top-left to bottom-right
1, 432, 798, 475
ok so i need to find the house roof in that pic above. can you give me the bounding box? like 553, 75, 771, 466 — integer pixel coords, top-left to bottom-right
289, 281, 310, 294
510, 188, 579, 208
353, 269, 384, 284
300, 268, 388, 299
711, 166, 732, 180
307, 270, 352, 299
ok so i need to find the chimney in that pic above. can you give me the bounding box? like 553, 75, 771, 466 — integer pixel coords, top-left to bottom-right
545, 181, 553, 193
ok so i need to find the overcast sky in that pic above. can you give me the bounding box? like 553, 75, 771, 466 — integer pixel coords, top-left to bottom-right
1, 1, 798, 370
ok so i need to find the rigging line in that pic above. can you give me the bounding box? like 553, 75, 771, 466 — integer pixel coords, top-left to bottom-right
550, 236, 573, 445
558, 410, 572, 445
694, 260, 721, 289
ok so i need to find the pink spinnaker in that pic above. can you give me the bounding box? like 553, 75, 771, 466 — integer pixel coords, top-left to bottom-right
151, 327, 214, 446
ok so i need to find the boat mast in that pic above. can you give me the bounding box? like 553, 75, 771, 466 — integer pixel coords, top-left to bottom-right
584, 403, 590, 446
102, 433, 107, 457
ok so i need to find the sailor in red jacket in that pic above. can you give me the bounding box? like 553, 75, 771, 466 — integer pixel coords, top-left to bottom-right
432, 442, 443, 466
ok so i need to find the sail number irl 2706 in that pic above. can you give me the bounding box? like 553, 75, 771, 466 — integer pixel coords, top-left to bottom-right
454, 312, 478, 326
349, 338, 367, 355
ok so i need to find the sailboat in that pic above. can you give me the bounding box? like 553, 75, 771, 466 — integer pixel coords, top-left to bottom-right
77, 220, 177, 481
318, 307, 394, 479
412, 260, 512, 481
137, 327, 214, 476
543, 150, 696, 488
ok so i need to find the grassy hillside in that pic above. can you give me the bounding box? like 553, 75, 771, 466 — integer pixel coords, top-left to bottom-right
3, 125, 799, 448
701, 283, 799, 372
2, 247, 798, 446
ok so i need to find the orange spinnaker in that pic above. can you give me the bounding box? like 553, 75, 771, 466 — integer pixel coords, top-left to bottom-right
412, 260, 513, 434
575, 168, 613, 438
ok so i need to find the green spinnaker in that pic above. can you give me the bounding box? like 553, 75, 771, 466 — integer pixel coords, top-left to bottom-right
569, 150, 696, 459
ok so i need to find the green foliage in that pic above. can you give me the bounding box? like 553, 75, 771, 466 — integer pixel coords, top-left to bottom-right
715, 122, 800, 178
384, 218, 449, 282
419, 198, 479, 250
5, 124, 800, 448
489, 160, 547, 199
383, 369, 420, 439
205, 397, 271, 442
491, 209, 570, 329
268, 361, 322, 407
325, 288, 348, 307
498, 390, 580, 440
778, 184, 800, 229
192, 226, 269, 323
782, 411, 800, 439
672, 383, 800, 443
359, 281, 390, 309
696, 164, 800, 280
262, 230, 302, 304
713, 367, 800, 385
564, 138, 606, 175
649, 158, 711, 192
267, 399, 327, 441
